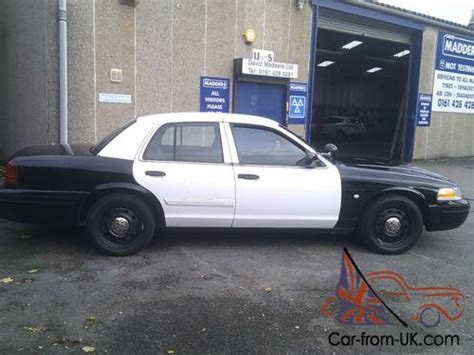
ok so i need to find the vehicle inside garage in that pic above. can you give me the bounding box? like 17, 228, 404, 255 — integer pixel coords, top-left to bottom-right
311, 14, 413, 162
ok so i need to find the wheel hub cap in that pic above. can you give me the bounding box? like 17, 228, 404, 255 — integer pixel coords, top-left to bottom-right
384, 217, 402, 236
109, 217, 130, 238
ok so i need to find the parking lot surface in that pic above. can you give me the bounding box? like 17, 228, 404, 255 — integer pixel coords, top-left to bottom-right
0, 158, 473, 354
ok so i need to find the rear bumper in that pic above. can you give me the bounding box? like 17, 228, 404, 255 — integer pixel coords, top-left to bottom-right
426, 199, 470, 232
0, 187, 88, 225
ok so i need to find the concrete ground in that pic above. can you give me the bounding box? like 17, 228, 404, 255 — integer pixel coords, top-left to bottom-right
0, 158, 472, 354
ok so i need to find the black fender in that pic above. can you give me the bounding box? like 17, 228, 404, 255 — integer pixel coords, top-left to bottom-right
365, 187, 430, 226
79, 182, 166, 227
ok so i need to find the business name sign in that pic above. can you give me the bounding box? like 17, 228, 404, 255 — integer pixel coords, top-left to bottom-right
200, 77, 230, 113
432, 32, 474, 114
242, 58, 298, 79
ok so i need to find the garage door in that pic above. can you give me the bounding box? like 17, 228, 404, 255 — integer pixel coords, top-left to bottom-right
317, 8, 413, 44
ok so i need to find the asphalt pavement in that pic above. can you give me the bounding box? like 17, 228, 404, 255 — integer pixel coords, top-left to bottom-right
0, 158, 472, 354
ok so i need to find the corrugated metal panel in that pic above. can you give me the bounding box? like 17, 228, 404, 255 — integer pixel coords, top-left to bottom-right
318, 8, 413, 44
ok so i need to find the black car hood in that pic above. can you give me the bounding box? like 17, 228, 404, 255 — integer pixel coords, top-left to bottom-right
349, 160, 449, 181
337, 157, 454, 188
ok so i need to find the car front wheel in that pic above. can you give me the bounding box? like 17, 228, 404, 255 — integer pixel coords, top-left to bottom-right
359, 194, 423, 254
87, 193, 155, 256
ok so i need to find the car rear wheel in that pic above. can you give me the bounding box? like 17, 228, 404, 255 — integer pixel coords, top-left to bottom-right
419, 307, 441, 328
87, 193, 155, 256
359, 194, 423, 254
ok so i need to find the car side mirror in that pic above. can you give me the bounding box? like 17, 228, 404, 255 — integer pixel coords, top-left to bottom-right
305, 151, 319, 167
323, 143, 339, 160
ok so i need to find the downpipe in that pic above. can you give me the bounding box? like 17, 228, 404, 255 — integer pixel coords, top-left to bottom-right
59, 0, 68, 144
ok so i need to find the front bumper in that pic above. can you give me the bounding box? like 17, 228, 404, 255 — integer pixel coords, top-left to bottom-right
0, 186, 88, 225
426, 199, 470, 232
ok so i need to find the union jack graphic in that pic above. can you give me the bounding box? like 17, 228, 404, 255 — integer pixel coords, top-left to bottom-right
326, 253, 392, 325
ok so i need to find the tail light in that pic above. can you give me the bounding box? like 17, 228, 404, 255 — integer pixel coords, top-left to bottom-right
4, 161, 17, 186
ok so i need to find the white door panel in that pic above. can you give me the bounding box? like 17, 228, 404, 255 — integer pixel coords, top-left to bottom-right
134, 161, 235, 227
133, 120, 235, 227
232, 164, 341, 228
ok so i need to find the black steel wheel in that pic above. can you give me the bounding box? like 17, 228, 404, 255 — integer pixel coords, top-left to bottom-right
359, 194, 423, 254
87, 193, 155, 256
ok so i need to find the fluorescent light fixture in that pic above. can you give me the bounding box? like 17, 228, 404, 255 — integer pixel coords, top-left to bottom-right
317, 60, 335, 67
341, 40, 363, 50
366, 67, 382, 73
393, 49, 410, 58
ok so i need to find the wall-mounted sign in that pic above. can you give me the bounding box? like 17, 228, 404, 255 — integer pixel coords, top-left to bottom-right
98, 93, 132, 104
287, 82, 307, 124
416, 94, 432, 127
200, 76, 230, 113
432, 32, 474, 114
252, 49, 274, 62
241, 58, 298, 79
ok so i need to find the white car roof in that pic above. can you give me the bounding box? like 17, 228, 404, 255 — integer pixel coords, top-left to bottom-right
136, 112, 279, 128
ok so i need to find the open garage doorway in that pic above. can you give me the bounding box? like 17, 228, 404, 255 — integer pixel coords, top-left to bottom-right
311, 26, 412, 162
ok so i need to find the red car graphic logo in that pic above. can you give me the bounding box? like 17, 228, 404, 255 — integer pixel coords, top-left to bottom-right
322, 251, 464, 328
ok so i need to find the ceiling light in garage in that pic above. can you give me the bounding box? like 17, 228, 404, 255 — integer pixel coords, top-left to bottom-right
393, 49, 410, 58
317, 61, 335, 67
366, 67, 382, 73
341, 40, 363, 50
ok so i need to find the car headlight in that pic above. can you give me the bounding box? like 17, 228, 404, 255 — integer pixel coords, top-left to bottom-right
437, 187, 463, 201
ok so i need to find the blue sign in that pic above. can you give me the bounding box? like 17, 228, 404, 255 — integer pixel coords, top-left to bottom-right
416, 94, 432, 127
435, 32, 474, 74
200, 76, 230, 113
432, 32, 474, 114
288, 82, 307, 124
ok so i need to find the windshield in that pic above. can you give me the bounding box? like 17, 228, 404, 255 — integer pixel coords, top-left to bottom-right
90, 119, 137, 155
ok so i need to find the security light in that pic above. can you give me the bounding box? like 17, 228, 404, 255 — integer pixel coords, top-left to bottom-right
366, 67, 382, 73
317, 61, 335, 67
393, 49, 410, 58
341, 40, 363, 50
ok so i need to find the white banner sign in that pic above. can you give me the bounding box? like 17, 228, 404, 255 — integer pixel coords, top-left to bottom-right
99, 93, 132, 104
242, 58, 298, 79
432, 70, 474, 113
431, 32, 474, 114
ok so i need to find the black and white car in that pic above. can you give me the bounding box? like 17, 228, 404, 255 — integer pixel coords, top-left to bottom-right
0, 113, 469, 256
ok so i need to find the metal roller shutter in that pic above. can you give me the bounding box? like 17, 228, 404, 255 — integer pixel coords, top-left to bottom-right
318, 8, 413, 44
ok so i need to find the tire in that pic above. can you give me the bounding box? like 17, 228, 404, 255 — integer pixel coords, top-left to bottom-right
87, 193, 155, 256
358, 194, 423, 254
419, 307, 441, 328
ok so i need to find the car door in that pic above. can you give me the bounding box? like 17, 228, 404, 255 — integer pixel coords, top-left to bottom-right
226, 123, 341, 228
133, 121, 235, 227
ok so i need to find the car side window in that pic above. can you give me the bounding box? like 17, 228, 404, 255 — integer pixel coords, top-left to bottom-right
231, 125, 307, 166
143, 122, 223, 163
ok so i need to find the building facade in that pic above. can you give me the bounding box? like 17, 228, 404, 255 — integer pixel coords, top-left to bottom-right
0, 0, 473, 162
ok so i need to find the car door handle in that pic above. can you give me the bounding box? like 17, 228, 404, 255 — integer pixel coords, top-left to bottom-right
238, 174, 259, 180
145, 170, 166, 177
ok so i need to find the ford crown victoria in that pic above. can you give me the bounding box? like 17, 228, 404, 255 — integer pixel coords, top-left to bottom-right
0, 113, 469, 255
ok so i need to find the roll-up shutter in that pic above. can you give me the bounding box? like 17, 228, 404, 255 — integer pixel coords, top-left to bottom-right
318, 8, 413, 44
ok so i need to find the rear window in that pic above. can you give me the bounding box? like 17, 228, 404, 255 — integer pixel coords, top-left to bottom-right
143, 122, 223, 163
90, 119, 136, 154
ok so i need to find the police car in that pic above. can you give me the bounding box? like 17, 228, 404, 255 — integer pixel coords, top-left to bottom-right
0, 113, 469, 256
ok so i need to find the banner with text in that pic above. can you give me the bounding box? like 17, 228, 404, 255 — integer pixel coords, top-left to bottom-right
432, 31, 474, 114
